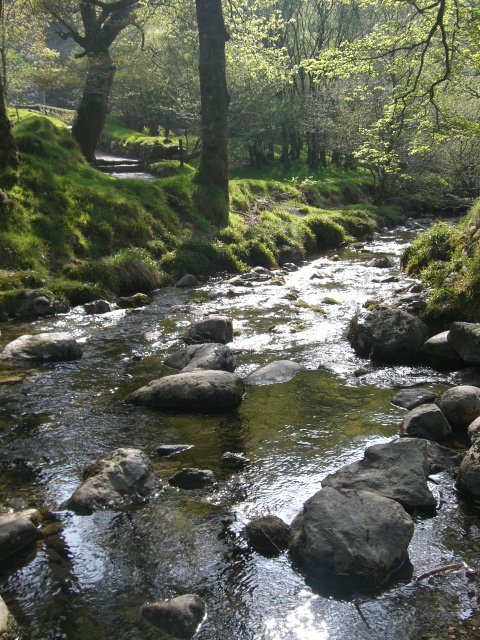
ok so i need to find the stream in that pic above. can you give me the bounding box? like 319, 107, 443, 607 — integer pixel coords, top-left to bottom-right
1, 222, 479, 640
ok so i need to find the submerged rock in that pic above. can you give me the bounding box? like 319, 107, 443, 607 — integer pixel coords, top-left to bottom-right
164, 343, 236, 373
155, 444, 193, 457
0, 332, 82, 362
289, 487, 413, 589
0, 509, 41, 560
184, 315, 233, 345
321, 438, 436, 510
348, 308, 428, 363
245, 515, 290, 555
245, 360, 305, 386
141, 594, 205, 639
400, 404, 452, 442
125, 370, 244, 412
67, 448, 160, 514
168, 468, 216, 489
436, 385, 480, 431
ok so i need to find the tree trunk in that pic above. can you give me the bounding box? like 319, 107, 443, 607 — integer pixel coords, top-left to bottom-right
72, 51, 115, 163
0, 71, 19, 172
195, 0, 230, 223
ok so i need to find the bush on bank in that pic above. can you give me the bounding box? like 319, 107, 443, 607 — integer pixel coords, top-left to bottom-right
0, 112, 406, 315
401, 199, 480, 324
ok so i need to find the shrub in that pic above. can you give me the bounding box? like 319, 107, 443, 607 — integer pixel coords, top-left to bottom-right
303, 214, 346, 249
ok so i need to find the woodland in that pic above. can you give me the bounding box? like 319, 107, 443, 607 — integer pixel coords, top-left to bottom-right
1, 0, 480, 318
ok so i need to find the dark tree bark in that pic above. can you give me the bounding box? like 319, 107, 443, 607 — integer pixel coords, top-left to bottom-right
71, 50, 116, 162
195, 0, 230, 223
47, 0, 144, 162
0, 70, 19, 172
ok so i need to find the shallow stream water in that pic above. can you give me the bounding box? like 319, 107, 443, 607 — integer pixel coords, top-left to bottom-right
1, 224, 479, 640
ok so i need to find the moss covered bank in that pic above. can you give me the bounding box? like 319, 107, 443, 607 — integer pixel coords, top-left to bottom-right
0, 111, 406, 319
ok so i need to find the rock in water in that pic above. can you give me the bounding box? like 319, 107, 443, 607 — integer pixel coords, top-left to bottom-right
245, 360, 304, 386
457, 440, 480, 499
321, 438, 436, 510
391, 388, 437, 410
125, 370, 244, 412
184, 315, 233, 345
289, 487, 413, 589
141, 594, 205, 639
175, 274, 200, 287
168, 468, 216, 489
164, 343, 236, 372
348, 308, 428, 363
400, 404, 452, 442
245, 515, 290, 555
0, 509, 41, 560
0, 333, 82, 362
436, 385, 480, 430
67, 448, 160, 514
447, 322, 480, 365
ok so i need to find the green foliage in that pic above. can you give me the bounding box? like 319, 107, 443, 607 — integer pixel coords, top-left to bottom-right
160, 237, 246, 280
68, 248, 162, 296
400, 203, 480, 323
401, 221, 463, 275
303, 214, 346, 249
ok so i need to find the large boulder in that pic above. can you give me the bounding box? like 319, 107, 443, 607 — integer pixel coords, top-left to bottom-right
289, 487, 414, 589
125, 370, 244, 412
447, 322, 480, 365
245, 515, 290, 555
0, 509, 41, 560
436, 385, 480, 430
400, 404, 452, 442
0, 333, 82, 362
348, 309, 428, 363
184, 315, 233, 345
321, 438, 436, 510
456, 441, 480, 499
67, 448, 160, 514
421, 331, 464, 369
142, 594, 205, 639
245, 360, 305, 386
164, 343, 236, 373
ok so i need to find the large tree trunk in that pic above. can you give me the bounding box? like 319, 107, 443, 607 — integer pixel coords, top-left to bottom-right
0, 70, 19, 172
195, 0, 230, 223
72, 51, 115, 163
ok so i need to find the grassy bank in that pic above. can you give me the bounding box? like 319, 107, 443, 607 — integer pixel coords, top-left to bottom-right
0, 111, 406, 316
401, 199, 480, 326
